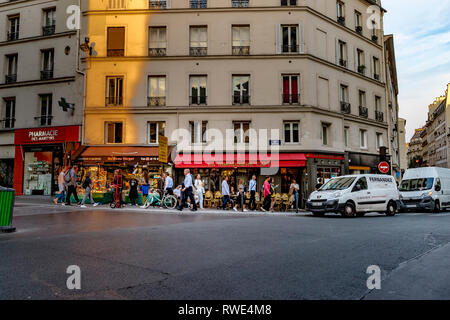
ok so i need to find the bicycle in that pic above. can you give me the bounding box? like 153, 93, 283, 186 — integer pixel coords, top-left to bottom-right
141, 189, 178, 210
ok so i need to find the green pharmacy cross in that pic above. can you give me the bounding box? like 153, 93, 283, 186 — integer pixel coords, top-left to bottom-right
58, 97, 75, 115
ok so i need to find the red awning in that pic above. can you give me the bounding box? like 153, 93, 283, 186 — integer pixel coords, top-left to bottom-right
174, 153, 306, 168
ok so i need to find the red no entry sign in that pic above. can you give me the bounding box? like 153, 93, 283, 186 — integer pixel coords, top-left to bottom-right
378, 162, 390, 174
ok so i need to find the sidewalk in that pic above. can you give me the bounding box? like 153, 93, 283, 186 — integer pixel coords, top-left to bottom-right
13, 195, 307, 217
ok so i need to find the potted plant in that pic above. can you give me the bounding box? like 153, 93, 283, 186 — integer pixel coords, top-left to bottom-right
358, 65, 366, 73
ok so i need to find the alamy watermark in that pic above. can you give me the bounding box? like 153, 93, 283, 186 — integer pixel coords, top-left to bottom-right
66, 265, 81, 290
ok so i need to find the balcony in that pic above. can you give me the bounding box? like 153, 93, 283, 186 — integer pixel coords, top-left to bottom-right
190, 47, 207, 56
232, 94, 250, 105
359, 106, 368, 118
34, 115, 53, 126
231, 0, 249, 7
147, 96, 166, 107
339, 59, 347, 67
357, 65, 366, 74
281, 45, 299, 53
375, 111, 384, 122
190, 0, 207, 8
337, 16, 345, 25
5, 74, 17, 84
42, 25, 55, 36
282, 94, 300, 105
148, 48, 167, 56
0, 118, 15, 129
105, 96, 123, 106
107, 49, 125, 57
281, 0, 297, 5
232, 46, 250, 55
149, 0, 167, 8
355, 26, 363, 34
340, 102, 351, 114
190, 96, 207, 105
7, 31, 19, 41
40, 70, 54, 80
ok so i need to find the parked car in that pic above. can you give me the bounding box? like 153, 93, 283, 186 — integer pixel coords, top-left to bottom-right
399, 167, 450, 213
306, 174, 400, 217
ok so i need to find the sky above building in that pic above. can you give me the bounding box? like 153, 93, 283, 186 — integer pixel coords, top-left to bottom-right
383, 0, 450, 141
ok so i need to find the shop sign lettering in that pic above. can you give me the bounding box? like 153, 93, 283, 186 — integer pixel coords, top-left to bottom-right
28, 129, 59, 142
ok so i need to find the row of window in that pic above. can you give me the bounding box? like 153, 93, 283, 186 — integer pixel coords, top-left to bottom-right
105, 119, 385, 151
108, 25, 381, 81
106, 74, 384, 121
4, 49, 54, 84
5, 7, 55, 41
1, 95, 52, 129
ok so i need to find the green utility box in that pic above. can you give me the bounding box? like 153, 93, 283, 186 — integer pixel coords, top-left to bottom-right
0, 187, 16, 233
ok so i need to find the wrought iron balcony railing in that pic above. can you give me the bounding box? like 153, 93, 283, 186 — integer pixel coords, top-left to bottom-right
147, 97, 166, 107
40, 70, 54, 80
105, 96, 123, 106
190, 96, 207, 105
7, 31, 19, 41
375, 111, 384, 122
42, 25, 55, 36
149, 0, 167, 8
107, 49, 124, 57
281, 44, 299, 53
232, 46, 250, 55
231, 0, 249, 7
190, 47, 207, 56
232, 94, 250, 105
0, 118, 15, 129
359, 106, 368, 118
148, 48, 167, 56
341, 102, 351, 114
5, 74, 17, 84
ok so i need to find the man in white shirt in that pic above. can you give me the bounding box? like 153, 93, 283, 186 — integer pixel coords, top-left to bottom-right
177, 169, 197, 211
222, 176, 231, 210
163, 172, 174, 195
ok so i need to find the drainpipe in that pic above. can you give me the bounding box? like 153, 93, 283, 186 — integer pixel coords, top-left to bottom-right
75, 0, 86, 148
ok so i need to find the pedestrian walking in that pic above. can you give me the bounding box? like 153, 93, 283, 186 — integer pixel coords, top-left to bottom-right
164, 172, 174, 195
248, 175, 257, 211
80, 172, 99, 208
54, 168, 67, 205
222, 176, 231, 210
128, 175, 139, 206
177, 169, 197, 211
270, 179, 277, 212
262, 176, 271, 212
290, 179, 300, 211
64, 165, 80, 206
194, 174, 205, 209
141, 169, 150, 203
112, 169, 124, 207
234, 179, 248, 212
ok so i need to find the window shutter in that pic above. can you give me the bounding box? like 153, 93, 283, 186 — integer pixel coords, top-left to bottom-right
107, 27, 125, 50
354, 48, 358, 71
276, 24, 281, 54
298, 24, 305, 53
370, 56, 374, 78
335, 38, 339, 64
346, 43, 349, 69
167, 0, 171, 8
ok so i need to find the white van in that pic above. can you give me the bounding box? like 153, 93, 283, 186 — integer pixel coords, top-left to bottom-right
399, 167, 450, 213
306, 174, 400, 217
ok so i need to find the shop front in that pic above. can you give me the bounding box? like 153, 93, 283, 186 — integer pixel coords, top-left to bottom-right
174, 153, 307, 205
74, 146, 171, 204
304, 153, 346, 203
347, 152, 391, 176
13, 125, 81, 196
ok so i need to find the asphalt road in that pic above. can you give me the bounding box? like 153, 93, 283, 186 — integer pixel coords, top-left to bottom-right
2, 202, 450, 300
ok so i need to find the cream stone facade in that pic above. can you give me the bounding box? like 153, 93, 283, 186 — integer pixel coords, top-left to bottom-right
0, 0, 83, 192
397, 117, 407, 174
80, 0, 391, 198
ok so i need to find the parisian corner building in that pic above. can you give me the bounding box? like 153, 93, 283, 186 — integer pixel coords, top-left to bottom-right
0, 0, 403, 208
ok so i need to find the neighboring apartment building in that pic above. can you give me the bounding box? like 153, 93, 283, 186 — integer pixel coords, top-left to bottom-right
397, 117, 407, 174
77, 0, 392, 204
426, 87, 449, 168
0, 0, 83, 194
407, 128, 423, 168
384, 34, 400, 180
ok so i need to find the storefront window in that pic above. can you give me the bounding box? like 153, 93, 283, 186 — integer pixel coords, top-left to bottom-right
23, 151, 53, 195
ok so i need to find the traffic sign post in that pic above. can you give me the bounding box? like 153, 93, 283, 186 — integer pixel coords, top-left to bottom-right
378, 161, 390, 174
